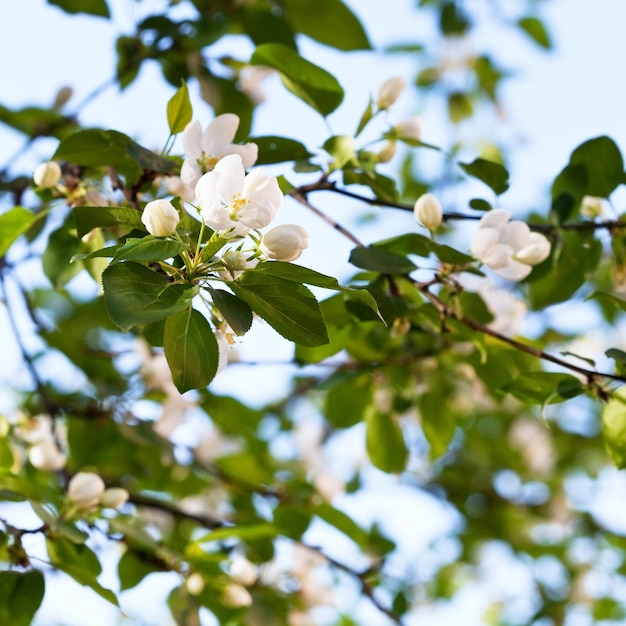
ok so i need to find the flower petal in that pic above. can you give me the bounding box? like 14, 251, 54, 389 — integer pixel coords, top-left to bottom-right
478, 209, 512, 231
182, 120, 202, 159
202, 113, 240, 154
515, 232, 551, 265
493, 259, 532, 281
470, 227, 500, 260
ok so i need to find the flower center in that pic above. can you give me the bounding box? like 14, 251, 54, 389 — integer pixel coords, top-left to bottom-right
198, 153, 221, 173
228, 193, 249, 221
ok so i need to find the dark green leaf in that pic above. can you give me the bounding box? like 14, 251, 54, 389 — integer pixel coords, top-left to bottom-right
112, 237, 186, 263
365, 408, 408, 473
342, 169, 399, 202
232, 271, 329, 346
167, 80, 192, 135
459, 158, 509, 195
102, 262, 197, 330
0, 570, 45, 626
42, 222, 83, 288
374, 233, 475, 265
517, 16, 552, 49
47, 0, 109, 18
249, 136, 313, 165
602, 387, 626, 469
118, 549, 162, 591
349, 246, 417, 274
324, 374, 374, 428
420, 391, 456, 459
194, 523, 278, 545
72, 205, 145, 238
127, 140, 176, 173
250, 44, 344, 117
502, 372, 583, 405
469, 198, 492, 212
208, 288, 253, 336
282, 0, 370, 50
164, 308, 219, 393
569, 135, 624, 198
240, 8, 297, 49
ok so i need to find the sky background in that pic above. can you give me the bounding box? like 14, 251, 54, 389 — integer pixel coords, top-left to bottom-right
2, 1, 626, 624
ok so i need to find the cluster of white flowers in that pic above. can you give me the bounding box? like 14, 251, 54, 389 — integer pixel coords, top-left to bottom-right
14, 414, 66, 471
470, 209, 551, 281
66, 471, 128, 512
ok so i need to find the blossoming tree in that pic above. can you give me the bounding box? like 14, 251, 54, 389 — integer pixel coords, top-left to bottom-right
2, 1, 626, 624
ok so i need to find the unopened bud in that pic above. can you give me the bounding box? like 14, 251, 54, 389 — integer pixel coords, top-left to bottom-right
222, 583, 253, 607
33, 161, 62, 188
395, 116, 422, 142
141, 199, 180, 236
67, 472, 105, 510
261, 224, 309, 262
230, 557, 257, 586
377, 76, 405, 110
100, 487, 129, 510
414, 193, 443, 231
376, 141, 396, 164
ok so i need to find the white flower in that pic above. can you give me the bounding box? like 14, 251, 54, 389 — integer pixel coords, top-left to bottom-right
376, 140, 396, 163
100, 487, 129, 510
14, 414, 53, 444
222, 582, 253, 607
230, 557, 257, 586
394, 116, 422, 141
141, 199, 180, 236
196, 154, 283, 238
33, 161, 62, 188
580, 195, 605, 219
186, 572, 205, 596
261, 224, 309, 262
238, 66, 274, 105
470, 209, 551, 281
377, 76, 405, 110
181, 115, 258, 191
414, 193, 443, 231
67, 472, 106, 510
165, 176, 195, 203
28, 439, 67, 471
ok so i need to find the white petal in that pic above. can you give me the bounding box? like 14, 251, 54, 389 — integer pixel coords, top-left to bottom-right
470, 227, 500, 260
225, 143, 259, 170
181, 159, 202, 190
500, 220, 531, 250
493, 260, 532, 281
515, 232, 551, 265
182, 120, 202, 158
482, 243, 514, 269
478, 209, 512, 231
202, 113, 240, 154
214, 154, 246, 201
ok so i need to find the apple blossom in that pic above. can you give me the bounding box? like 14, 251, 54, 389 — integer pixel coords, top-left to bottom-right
222, 582, 253, 607
181, 115, 258, 191
261, 224, 309, 262
376, 140, 396, 163
99, 487, 129, 510
377, 76, 405, 110
28, 439, 67, 471
33, 161, 62, 188
196, 154, 283, 238
394, 116, 422, 141
141, 199, 180, 236
470, 209, 551, 281
14, 414, 53, 444
414, 193, 443, 231
237, 66, 274, 104
186, 572, 205, 596
230, 557, 257, 586
67, 472, 106, 510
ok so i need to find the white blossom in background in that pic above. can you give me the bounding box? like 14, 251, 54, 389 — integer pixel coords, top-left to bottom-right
377, 76, 405, 110
229, 556, 257, 586
165, 175, 195, 203
141, 199, 180, 236
14, 414, 53, 444
473, 277, 527, 337
470, 209, 551, 281
508, 418, 555, 475
261, 224, 309, 262
153, 393, 195, 438
376, 140, 396, 163
186, 573, 205, 596
33, 161, 62, 188
238, 66, 274, 104
100, 487, 129, 510
67, 472, 106, 510
194, 424, 241, 465
28, 439, 67, 471
394, 116, 422, 141
222, 582, 253, 607
414, 193, 443, 231
181, 115, 258, 191
196, 154, 283, 238
580, 195, 605, 219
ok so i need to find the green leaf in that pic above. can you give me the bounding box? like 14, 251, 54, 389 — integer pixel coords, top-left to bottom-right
232, 271, 329, 346
54, 129, 140, 179
349, 246, 417, 274
102, 262, 197, 330
46, 537, 119, 606
282, 0, 370, 50
602, 387, 626, 469
208, 288, 253, 336
469, 198, 492, 212
502, 372, 583, 405
420, 391, 456, 459
167, 80, 192, 135
249, 136, 313, 165
323, 135, 357, 170
342, 169, 399, 202
569, 135, 624, 198
72, 205, 145, 238
315, 503, 369, 548
0, 570, 45, 626
112, 237, 186, 263
0, 206, 41, 257
194, 523, 278, 545
42, 222, 83, 289
355, 98, 374, 136
324, 374, 374, 428
250, 44, 344, 117
127, 140, 176, 173
47, 0, 109, 18
517, 16, 552, 50
365, 408, 408, 474
374, 233, 475, 265
459, 158, 509, 195
164, 308, 219, 393
118, 549, 162, 591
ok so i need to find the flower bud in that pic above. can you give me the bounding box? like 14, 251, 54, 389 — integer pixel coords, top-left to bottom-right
100, 487, 129, 510
33, 161, 62, 188
222, 250, 249, 272
261, 224, 309, 262
230, 557, 257, 586
186, 572, 205, 596
141, 199, 180, 236
67, 472, 105, 510
29, 439, 67, 471
222, 582, 253, 607
414, 193, 443, 231
395, 116, 422, 142
377, 76, 405, 110
376, 140, 396, 164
